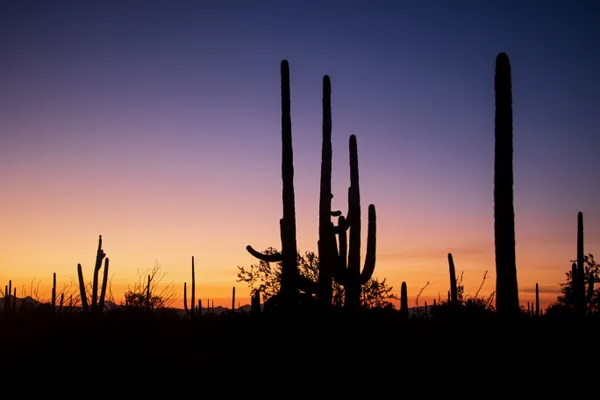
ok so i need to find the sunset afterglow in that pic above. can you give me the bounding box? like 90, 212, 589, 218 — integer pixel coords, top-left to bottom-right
1, 1, 598, 313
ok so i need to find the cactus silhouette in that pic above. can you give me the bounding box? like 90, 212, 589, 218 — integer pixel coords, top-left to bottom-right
535, 283, 540, 317
77, 235, 109, 314
493, 52, 519, 317
400, 281, 408, 319
245, 60, 315, 310
231, 286, 235, 313
3, 280, 14, 316
316, 75, 338, 308
448, 253, 458, 307
332, 135, 377, 311
51, 272, 56, 312
183, 256, 197, 317
576, 211, 585, 313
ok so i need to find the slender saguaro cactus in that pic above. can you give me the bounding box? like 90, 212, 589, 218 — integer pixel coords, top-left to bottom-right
316, 75, 336, 307
333, 135, 377, 311
77, 264, 89, 313
183, 256, 197, 317
400, 282, 408, 319
51, 272, 57, 312
448, 253, 458, 307
576, 211, 585, 313
494, 52, 519, 317
3, 280, 13, 315
191, 256, 196, 315
231, 286, 236, 313
99, 259, 109, 312
77, 235, 109, 314
91, 236, 105, 308
535, 283, 540, 317
246, 60, 312, 308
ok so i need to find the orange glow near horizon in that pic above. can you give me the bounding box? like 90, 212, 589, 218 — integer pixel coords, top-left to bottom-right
0, 201, 594, 313
0, 147, 596, 313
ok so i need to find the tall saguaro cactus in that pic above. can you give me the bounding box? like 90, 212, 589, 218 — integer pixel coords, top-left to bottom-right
535, 283, 540, 317
493, 52, 520, 318
77, 235, 109, 314
316, 75, 336, 307
246, 60, 309, 308
576, 211, 585, 313
333, 135, 377, 311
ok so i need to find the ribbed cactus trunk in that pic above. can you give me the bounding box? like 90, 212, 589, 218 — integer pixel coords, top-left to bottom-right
400, 282, 408, 319
91, 235, 106, 313
231, 286, 235, 313
576, 211, 585, 313
571, 262, 577, 305
246, 60, 302, 309
183, 282, 188, 314
535, 283, 540, 317
279, 60, 299, 305
52, 272, 57, 312
341, 136, 377, 311
448, 253, 458, 307
98, 258, 109, 313
77, 264, 89, 313
493, 52, 520, 318
317, 75, 335, 308
191, 256, 196, 315
345, 135, 362, 310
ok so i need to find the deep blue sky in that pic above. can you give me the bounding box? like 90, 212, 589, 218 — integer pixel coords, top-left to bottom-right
0, 0, 598, 306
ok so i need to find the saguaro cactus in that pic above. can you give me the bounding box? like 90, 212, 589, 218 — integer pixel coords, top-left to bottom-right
246, 60, 314, 309
400, 282, 408, 319
231, 286, 236, 313
316, 75, 337, 307
77, 235, 109, 314
183, 256, 197, 317
333, 135, 377, 311
576, 211, 585, 313
535, 283, 540, 317
51, 272, 56, 312
493, 52, 520, 318
448, 253, 458, 307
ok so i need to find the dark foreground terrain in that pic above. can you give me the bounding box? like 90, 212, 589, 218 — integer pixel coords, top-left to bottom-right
1, 311, 597, 375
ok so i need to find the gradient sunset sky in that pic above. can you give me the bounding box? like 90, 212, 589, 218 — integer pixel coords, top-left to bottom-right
1, 0, 598, 310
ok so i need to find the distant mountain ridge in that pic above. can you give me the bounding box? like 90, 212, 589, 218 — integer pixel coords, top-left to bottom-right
1, 296, 428, 316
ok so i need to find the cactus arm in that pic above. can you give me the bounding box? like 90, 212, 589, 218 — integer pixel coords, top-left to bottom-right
77, 263, 89, 313
360, 204, 376, 284
246, 245, 283, 262
98, 258, 109, 312
91, 235, 105, 310
333, 216, 348, 285
448, 253, 458, 306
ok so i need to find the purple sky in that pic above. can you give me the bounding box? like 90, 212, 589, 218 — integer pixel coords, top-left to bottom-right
0, 0, 598, 307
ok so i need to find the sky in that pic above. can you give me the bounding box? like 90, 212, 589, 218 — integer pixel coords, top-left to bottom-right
0, 0, 598, 311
